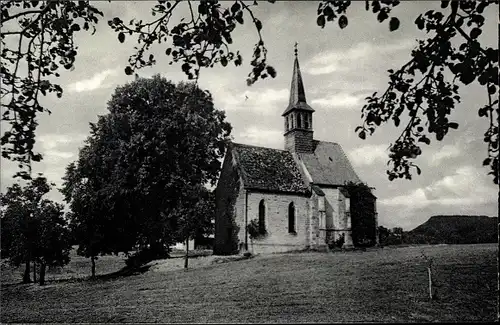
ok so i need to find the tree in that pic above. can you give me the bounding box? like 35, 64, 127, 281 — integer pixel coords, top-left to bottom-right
173, 185, 215, 269
344, 182, 377, 247
0, 176, 68, 284
60, 162, 118, 278
2, 1, 498, 184
31, 199, 72, 285
65, 75, 231, 266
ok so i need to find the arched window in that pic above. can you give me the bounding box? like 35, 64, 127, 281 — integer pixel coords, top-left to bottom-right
258, 199, 266, 234
288, 202, 296, 233
304, 113, 309, 129
297, 113, 302, 129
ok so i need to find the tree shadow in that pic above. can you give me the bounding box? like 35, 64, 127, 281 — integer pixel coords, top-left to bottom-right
1, 264, 153, 288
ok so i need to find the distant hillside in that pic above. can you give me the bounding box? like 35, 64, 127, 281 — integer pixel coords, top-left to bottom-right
404, 215, 498, 244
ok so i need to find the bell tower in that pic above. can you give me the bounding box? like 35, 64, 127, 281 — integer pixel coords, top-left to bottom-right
283, 43, 315, 153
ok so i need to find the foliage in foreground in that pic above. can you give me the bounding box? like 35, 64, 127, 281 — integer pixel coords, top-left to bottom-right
1, 1, 498, 184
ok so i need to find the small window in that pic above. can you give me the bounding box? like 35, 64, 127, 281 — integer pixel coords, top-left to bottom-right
258, 199, 266, 234
288, 202, 296, 234
304, 113, 310, 129
297, 113, 302, 129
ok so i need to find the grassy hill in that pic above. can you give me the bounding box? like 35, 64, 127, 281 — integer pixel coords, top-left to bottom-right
405, 215, 498, 244
1, 244, 498, 323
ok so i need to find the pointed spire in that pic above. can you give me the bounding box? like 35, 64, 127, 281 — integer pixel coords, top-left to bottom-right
282, 43, 314, 116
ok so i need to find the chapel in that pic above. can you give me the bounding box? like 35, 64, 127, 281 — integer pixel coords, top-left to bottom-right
214, 46, 378, 255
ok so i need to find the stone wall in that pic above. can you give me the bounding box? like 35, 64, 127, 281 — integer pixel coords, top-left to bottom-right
246, 191, 310, 254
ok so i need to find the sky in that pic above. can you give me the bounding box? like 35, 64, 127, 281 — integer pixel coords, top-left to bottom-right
1, 1, 498, 231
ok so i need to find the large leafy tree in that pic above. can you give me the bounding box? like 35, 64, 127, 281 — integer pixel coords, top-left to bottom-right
64, 75, 231, 265
2, 1, 498, 183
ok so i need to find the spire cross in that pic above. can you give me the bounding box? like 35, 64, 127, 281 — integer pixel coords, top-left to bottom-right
294, 42, 298, 57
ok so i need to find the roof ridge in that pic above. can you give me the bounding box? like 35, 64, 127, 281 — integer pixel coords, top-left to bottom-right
232, 142, 286, 151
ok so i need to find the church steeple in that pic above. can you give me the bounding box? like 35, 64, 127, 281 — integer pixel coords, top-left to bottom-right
283, 43, 314, 154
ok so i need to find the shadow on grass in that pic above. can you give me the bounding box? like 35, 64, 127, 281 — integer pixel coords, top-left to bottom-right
1, 264, 153, 288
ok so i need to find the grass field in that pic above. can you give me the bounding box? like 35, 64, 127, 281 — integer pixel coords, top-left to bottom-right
1, 244, 498, 323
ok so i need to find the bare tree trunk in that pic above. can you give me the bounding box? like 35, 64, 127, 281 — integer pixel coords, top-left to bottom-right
39, 262, 46, 286
184, 238, 189, 269
91, 256, 96, 279
22, 259, 31, 283
33, 261, 37, 283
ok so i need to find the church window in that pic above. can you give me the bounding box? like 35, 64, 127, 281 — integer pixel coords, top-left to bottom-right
258, 199, 266, 234
304, 113, 309, 129
297, 113, 302, 129
288, 202, 296, 233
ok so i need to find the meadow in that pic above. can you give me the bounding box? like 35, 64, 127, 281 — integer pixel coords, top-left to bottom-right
1, 243, 497, 323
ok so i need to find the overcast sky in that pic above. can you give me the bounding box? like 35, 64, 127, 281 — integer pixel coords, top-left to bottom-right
1, 1, 498, 230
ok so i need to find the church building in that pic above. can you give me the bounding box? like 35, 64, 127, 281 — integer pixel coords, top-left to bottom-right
214, 47, 378, 255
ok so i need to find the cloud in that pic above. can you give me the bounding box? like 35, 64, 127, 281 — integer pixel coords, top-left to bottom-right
305, 39, 415, 76
348, 144, 389, 166
429, 144, 461, 166
213, 87, 289, 116
380, 166, 497, 207
68, 69, 118, 93
38, 134, 87, 151
311, 92, 369, 109
237, 126, 282, 149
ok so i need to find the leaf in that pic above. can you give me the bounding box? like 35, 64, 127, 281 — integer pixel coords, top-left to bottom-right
448, 122, 458, 129
338, 15, 348, 29
220, 57, 228, 67
416, 165, 421, 175
165, 48, 172, 55
418, 136, 431, 145
377, 10, 388, 22
124, 66, 133, 75
255, 19, 262, 31
415, 15, 424, 30
483, 158, 491, 166
359, 131, 366, 140
440, 1, 450, 8
488, 85, 496, 95
230, 2, 241, 14
470, 28, 482, 39
389, 17, 400, 31
317, 15, 326, 28
118, 32, 125, 43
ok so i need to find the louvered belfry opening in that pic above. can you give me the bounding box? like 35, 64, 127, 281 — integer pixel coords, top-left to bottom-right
283, 44, 315, 153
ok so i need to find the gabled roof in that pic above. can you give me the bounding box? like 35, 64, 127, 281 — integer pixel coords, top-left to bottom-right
282, 56, 315, 116
231, 143, 309, 194
297, 140, 361, 186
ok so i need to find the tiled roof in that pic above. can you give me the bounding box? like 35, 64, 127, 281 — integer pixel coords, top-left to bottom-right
297, 141, 361, 186
232, 143, 309, 194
